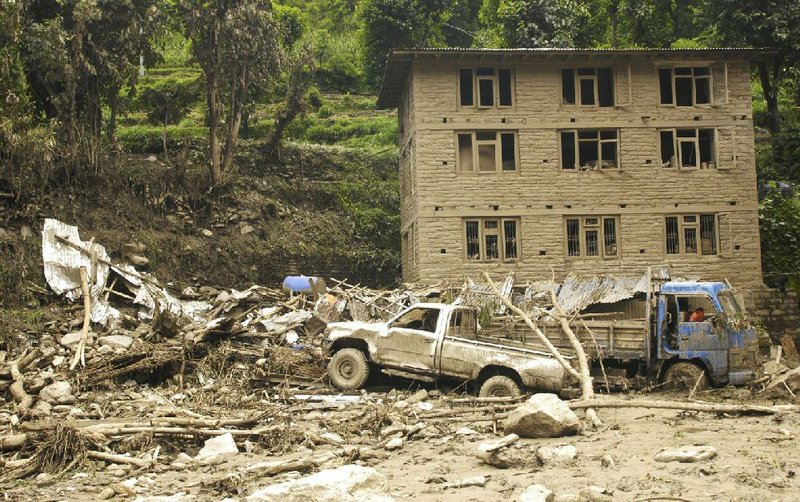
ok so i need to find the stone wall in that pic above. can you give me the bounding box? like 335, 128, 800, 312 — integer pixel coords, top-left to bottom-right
400, 54, 763, 286
741, 287, 800, 343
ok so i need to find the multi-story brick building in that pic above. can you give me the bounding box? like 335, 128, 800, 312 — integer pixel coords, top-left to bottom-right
377, 48, 766, 286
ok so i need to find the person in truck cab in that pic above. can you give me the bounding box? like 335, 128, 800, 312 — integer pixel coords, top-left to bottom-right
689, 307, 705, 322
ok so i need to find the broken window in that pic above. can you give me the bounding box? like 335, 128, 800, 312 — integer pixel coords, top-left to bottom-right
392, 307, 440, 332
449, 309, 478, 338
455, 131, 517, 173
560, 129, 619, 169
565, 216, 619, 258
659, 129, 716, 169
459, 68, 513, 108
562, 67, 614, 106
664, 214, 717, 255
464, 217, 519, 262
659, 66, 712, 106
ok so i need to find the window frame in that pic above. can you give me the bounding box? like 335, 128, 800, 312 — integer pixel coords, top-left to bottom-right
458, 68, 515, 109
561, 67, 615, 107
564, 216, 620, 259
559, 129, 620, 170
664, 214, 719, 256
658, 66, 714, 107
463, 217, 520, 262
455, 131, 519, 174
657, 128, 717, 170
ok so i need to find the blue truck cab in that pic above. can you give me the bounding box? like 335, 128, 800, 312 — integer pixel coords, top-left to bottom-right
654, 281, 758, 386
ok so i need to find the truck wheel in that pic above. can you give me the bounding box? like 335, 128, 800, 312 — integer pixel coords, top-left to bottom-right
663, 362, 708, 391
328, 348, 370, 390
479, 375, 521, 398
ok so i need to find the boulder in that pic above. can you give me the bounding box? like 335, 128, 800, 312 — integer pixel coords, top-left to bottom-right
246, 464, 394, 502
384, 437, 404, 451
196, 433, 239, 460
99, 335, 134, 351
536, 444, 577, 465
654, 445, 717, 463
60, 331, 92, 348
39, 381, 75, 405
503, 394, 582, 438
520, 484, 555, 502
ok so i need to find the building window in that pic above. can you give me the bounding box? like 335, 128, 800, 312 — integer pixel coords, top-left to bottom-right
465, 218, 519, 262
565, 216, 618, 258
562, 68, 614, 106
665, 214, 717, 255
659, 128, 716, 169
560, 129, 618, 169
456, 131, 517, 173
659, 67, 711, 106
459, 68, 513, 108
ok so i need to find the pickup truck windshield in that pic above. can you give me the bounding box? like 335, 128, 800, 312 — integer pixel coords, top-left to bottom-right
391, 307, 440, 333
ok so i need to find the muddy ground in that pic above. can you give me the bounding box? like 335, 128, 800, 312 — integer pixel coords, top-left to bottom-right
2, 385, 798, 502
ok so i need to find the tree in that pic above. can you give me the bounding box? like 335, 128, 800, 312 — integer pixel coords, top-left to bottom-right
267, 42, 316, 157
179, 0, 281, 184
358, 0, 451, 88
478, 0, 595, 48
705, 0, 800, 133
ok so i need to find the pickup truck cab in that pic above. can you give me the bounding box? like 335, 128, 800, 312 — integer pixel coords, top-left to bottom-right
321, 303, 571, 396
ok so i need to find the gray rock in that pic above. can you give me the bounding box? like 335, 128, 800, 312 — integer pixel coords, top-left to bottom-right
32, 400, 52, 417
578, 486, 613, 502
240, 225, 254, 235
0, 228, 8, 239
60, 331, 91, 348
536, 444, 577, 465
654, 445, 717, 463
201, 229, 213, 237
99, 335, 134, 350
246, 464, 393, 502
20, 225, 33, 239
126, 254, 149, 267
384, 437, 404, 451
520, 484, 555, 502
503, 393, 582, 438
39, 381, 75, 405
98, 487, 115, 499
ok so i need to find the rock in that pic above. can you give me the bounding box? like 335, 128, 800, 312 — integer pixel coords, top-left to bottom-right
20, 225, 33, 239
600, 454, 615, 468
0, 228, 8, 239
520, 484, 555, 502
384, 437, 404, 451
146, 155, 158, 162
173, 453, 193, 464
99, 335, 134, 351
32, 400, 52, 417
554, 495, 579, 502
240, 225, 254, 235
577, 486, 613, 502
246, 464, 393, 502
406, 389, 428, 404
444, 476, 486, 489
123, 242, 147, 254
503, 394, 582, 438
60, 331, 92, 348
127, 254, 150, 267
476, 433, 521, 468
39, 381, 75, 405
196, 433, 239, 460
456, 427, 478, 436
536, 444, 577, 465
321, 432, 345, 445
99, 487, 116, 499
201, 229, 214, 237
52, 355, 65, 367
654, 445, 717, 463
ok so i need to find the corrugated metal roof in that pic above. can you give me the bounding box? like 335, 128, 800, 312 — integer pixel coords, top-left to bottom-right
376, 46, 774, 108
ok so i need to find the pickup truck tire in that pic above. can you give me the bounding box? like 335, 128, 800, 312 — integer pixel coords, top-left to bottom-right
663, 362, 708, 391
479, 375, 521, 398
328, 349, 370, 390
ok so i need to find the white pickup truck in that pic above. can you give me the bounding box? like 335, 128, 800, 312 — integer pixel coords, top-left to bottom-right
321, 303, 572, 397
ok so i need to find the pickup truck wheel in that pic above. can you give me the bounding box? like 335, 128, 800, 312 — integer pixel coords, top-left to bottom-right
479, 375, 521, 398
664, 362, 708, 391
328, 348, 370, 390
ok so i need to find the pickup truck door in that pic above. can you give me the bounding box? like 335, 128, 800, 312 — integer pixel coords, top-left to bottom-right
375, 306, 441, 373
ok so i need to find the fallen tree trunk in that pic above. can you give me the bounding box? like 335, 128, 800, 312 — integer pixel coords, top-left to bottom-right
87, 450, 151, 468
9, 358, 32, 417
0, 348, 43, 379
568, 398, 796, 415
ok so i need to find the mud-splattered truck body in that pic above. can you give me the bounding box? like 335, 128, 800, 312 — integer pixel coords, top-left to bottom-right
321, 303, 571, 396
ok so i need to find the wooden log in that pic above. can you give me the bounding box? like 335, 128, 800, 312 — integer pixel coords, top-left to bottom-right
69, 267, 92, 370
9, 359, 32, 416
249, 458, 315, 477
87, 450, 151, 468
567, 398, 796, 415
0, 433, 27, 451
0, 348, 43, 379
